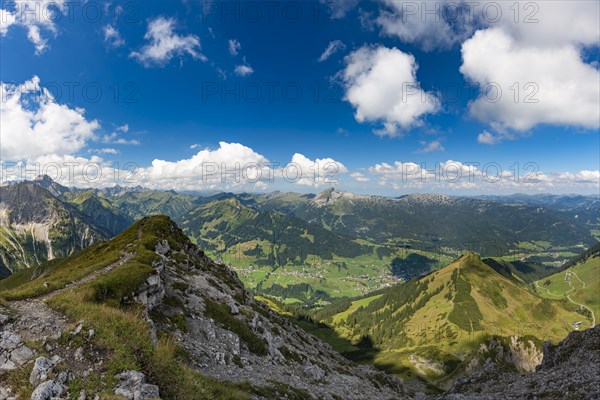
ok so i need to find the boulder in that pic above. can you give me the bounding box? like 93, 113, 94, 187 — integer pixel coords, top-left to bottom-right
30, 380, 64, 400
114, 371, 160, 400
29, 357, 53, 387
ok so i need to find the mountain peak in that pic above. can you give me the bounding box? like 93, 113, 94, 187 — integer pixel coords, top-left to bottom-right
34, 174, 55, 183
312, 188, 369, 206
404, 193, 454, 206
24, 174, 70, 197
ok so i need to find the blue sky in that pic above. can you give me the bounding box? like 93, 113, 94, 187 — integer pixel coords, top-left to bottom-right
0, 0, 599, 195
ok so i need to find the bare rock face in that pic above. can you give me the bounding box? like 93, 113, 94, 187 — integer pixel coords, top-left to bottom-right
134, 229, 408, 400
438, 325, 600, 400
465, 335, 544, 375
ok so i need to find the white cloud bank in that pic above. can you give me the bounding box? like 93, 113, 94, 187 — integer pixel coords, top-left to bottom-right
461, 27, 600, 140
366, 160, 600, 193
140, 143, 348, 190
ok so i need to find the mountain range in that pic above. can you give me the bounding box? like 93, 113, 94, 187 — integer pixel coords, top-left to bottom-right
0, 215, 597, 399
1, 177, 597, 305
0, 183, 107, 277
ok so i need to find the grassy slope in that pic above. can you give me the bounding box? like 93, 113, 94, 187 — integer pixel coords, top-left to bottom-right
535, 254, 600, 320
311, 254, 588, 382
0, 216, 255, 399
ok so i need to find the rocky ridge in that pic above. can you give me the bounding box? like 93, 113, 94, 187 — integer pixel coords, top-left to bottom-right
437, 325, 600, 399
0, 216, 598, 399
131, 225, 407, 399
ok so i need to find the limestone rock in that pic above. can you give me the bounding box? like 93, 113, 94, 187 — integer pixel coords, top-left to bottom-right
114, 371, 160, 400
0, 331, 35, 370
29, 357, 54, 387
30, 380, 65, 400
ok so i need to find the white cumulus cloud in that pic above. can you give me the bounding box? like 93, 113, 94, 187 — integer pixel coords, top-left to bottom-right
461, 27, 600, 133
0, 76, 99, 161
376, 0, 475, 51
350, 172, 370, 182
130, 17, 205, 67
417, 140, 445, 153
140, 142, 271, 190
284, 153, 348, 187
375, 1, 600, 51
342, 45, 440, 136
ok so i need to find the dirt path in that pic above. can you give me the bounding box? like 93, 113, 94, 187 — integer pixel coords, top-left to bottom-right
2, 222, 145, 338
38, 250, 135, 302
3, 250, 135, 342
565, 271, 596, 327
535, 271, 596, 328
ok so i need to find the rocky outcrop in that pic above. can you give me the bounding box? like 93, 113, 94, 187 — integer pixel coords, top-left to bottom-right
438, 325, 600, 399
136, 226, 408, 400
30, 380, 66, 400
132, 239, 171, 311
114, 371, 160, 400
1, 305, 114, 400
29, 356, 63, 387
465, 335, 543, 374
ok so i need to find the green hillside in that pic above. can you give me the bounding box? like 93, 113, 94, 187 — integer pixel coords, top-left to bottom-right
0, 217, 262, 399
311, 253, 590, 384
534, 243, 600, 325
109, 190, 198, 221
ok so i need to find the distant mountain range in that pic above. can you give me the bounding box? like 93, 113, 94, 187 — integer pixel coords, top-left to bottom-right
1, 177, 597, 303
474, 193, 600, 228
